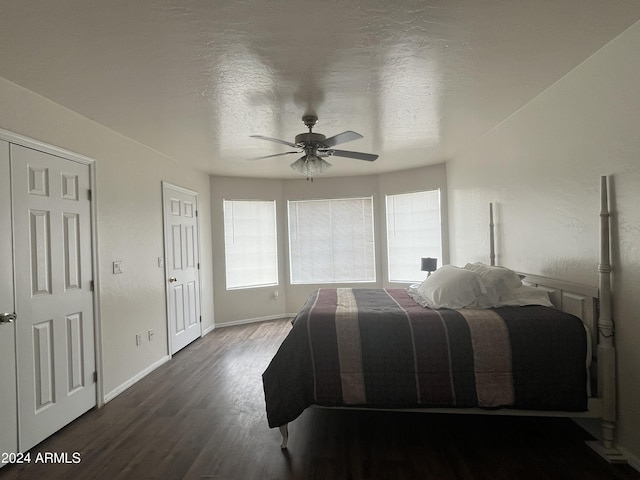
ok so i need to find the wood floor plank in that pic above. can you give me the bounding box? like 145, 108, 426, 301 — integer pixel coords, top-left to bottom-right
1, 318, 639, 480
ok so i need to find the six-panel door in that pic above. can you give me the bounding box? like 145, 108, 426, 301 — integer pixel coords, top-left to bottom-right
11, 144, 96, 452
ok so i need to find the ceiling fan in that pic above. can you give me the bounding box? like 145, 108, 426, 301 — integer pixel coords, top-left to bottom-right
250, 115, 378, 181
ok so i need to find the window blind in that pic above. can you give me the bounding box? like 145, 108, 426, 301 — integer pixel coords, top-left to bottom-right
223, 200, 278, 289
386, 190, 441, 283
288, 197, 375, 284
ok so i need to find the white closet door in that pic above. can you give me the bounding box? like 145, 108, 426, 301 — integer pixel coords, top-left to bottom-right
11, 144, 96, 452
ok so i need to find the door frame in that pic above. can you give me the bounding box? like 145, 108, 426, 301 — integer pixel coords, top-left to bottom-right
161, 181, 203, 356
0, 138, 18, 460
0, 128, 104, 409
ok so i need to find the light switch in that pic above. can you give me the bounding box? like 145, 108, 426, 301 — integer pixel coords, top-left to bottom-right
113, 261, 124, 274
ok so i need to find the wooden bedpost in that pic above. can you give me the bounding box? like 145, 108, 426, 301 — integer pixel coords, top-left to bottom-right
587, 176, 625, 462
489, 203, 496, 266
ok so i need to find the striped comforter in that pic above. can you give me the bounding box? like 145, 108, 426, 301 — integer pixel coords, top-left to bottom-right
262, 288, 588, 428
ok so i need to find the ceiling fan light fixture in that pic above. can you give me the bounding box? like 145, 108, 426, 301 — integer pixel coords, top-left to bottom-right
290, 155, 332, 180
251, 115, 377, 177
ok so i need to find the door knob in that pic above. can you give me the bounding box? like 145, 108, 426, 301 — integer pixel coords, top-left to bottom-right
0, 312, 16, 324
169, 277, 177, 283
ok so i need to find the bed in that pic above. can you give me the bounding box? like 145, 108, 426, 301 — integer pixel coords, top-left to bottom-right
262, 177, 620, 462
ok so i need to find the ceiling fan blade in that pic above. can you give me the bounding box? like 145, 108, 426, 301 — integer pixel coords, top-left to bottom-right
250, 135, 297, 148
249, 151, 300, 160
326, 149, 378, 161
322, 131, 363, 147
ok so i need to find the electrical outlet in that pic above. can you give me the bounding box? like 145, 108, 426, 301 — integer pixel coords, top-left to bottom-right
136, 333, 142, 346
148, 329, 154, 341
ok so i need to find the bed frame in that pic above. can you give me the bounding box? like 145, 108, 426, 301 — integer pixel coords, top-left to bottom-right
278, 177, 622, 463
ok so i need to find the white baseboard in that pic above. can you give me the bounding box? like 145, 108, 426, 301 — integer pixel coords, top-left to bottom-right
619, 446, 640, 472
103, 355, 171, 404
102, 315, 292, 403
202, 324, 216, 336
573, 417, 600, 439
214, 313, 296, 329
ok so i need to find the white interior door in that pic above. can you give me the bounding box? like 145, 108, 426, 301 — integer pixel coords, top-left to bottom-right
0, 140, 18, 462
163, 183, 202, 355
11, 144, 96, 452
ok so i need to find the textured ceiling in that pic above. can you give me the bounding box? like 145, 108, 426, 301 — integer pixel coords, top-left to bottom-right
1, 1, 640, 178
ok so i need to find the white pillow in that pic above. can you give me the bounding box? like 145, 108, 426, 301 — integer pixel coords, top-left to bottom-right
416, 265, 487, 309
406, 285, 430, 308
463, 263, 522, 297
495, 285, 554, 307
468, 291, 500, 309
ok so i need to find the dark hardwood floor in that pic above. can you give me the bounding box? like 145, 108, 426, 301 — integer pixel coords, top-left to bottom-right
1, 318, 638, 480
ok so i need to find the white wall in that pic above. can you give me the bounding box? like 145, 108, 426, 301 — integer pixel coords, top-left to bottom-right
0, 76, 214, 399
447, 21, 640, 466
209, 176, 287, 326
210, 164, 448, 325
